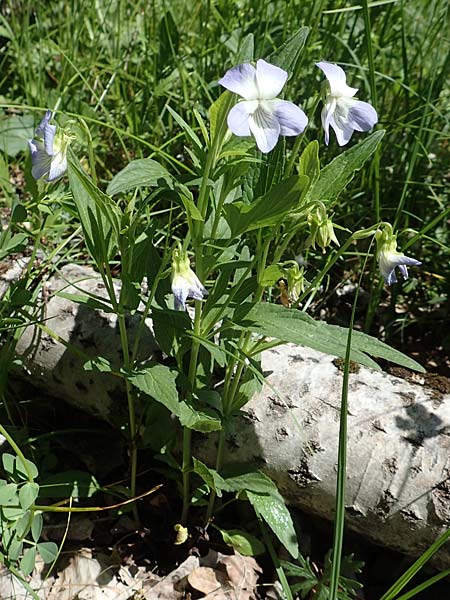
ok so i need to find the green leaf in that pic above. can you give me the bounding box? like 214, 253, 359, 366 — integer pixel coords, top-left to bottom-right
210, 91, 234, 144
260, 264, 285, 287
192, 458, 225, 497
233, 302, 379, 370
236, 33, 254, 63
298, 140, 320, 183
247, 489, 299, 559
167, 105, 203, 150
18, 482, 39, 510
126, 365, 222, 432
233, 302, 424, 372
41, 471, 100, 499
0, 114, 35, 157
7, 536, 23, 561
56, 291, 114, 313
0, 482, 18, 505
68, 156, 118, 264
268, 27, 309, 75
220, 528, 265, 556
37, 541, 59, 563
221, 471, 280, 495
31, 513, 43, 542
304, 131, 385, 207
83, 356, 113, 373
106, 158, 173, 195
20, 546, 37, 576
225, 175, 309, 237
0, 233, 28, 260
15, 511, 32, 539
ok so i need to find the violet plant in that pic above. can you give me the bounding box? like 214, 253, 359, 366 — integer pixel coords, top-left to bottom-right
4, 28, 425, 585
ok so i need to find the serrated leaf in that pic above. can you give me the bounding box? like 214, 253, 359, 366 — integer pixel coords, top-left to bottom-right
247, 490, 299, 559
18, 482, 39, 510
37, 541, 58, 563
220, 528, 265, 556
106, 158, 173, 195
20, 546, 37, 576
304, 130, 385, 207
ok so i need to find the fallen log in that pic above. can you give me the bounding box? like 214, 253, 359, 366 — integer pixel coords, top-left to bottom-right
5, 262, 450, 566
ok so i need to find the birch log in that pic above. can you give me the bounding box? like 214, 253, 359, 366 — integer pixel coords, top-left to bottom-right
198, 344, 450, 568
5, 261, 450, 565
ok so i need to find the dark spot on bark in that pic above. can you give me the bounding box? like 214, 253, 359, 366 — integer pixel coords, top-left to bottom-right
372, 419, 386, 433
332, 358, 360, 373
275, 427, 288, 440
75, 380, 88, 392
410, 465, 422, 479
398, 391, 416, 406
375, 490, 396, 518
243, 409, 259, 423
346, 505, 364, 517
225, 434, 240, 449
289, 354, 304, 363
288, 460, 321, 487
382, 457, 398, 476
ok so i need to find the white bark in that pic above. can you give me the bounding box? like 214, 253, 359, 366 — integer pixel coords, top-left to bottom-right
5, 262, 450, 565
198, 344, 450, 567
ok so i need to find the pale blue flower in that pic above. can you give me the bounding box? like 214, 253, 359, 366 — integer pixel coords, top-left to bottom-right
316, 62, 378, 146
219, 59, 308, 153
375, 225, 421, 285
28, 111, 70, 182
171, 248, 207, 310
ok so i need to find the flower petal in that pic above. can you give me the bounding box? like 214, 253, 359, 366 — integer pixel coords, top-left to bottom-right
28, 139, 51, 180
248, 104, 281, 153
47, 152, 67, 181
347, 100, 378, 132
219, 63, 258, 100
274, 100, 308, 136
35, 110, 52, 138
227, 102, 253, 137
255, 59, 287, 100
316, 61, 358, 97
320, 100, 335, 145
328, 112, 355, 146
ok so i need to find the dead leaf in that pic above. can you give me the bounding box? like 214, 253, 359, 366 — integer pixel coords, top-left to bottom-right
187, 566, 228, 595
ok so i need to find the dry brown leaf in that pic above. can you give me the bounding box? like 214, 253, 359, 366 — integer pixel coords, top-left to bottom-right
187, 566, 229, 595
220, 553, 262, 600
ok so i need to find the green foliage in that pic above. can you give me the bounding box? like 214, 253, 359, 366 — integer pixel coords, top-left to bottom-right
282, 551, 364, 599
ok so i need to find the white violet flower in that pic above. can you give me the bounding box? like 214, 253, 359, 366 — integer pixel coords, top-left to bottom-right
28, 110, 71, 182
375, 225, 421, 286
316, 61, 378, 146
219, 59, 308, 153
171, 247, 208, 311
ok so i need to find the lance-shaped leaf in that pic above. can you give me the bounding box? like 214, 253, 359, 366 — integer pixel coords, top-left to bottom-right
225, 174, 309, 237
232, 302, 424, 372
107, 158, 173, 196
303, 130, 385, 208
